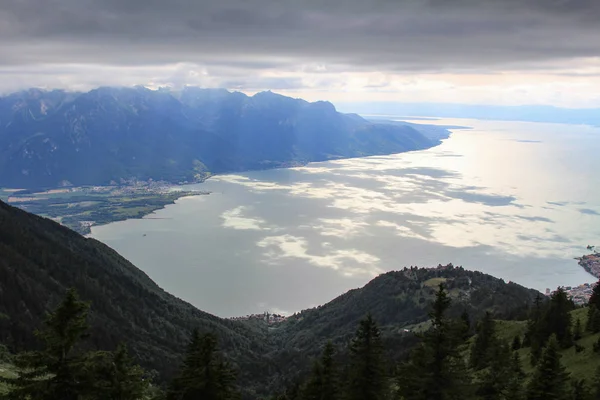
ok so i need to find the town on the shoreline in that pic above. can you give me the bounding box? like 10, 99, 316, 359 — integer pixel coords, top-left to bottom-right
546, 249, 600, 305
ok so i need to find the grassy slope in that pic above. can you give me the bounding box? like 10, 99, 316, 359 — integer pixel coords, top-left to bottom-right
496, 307, 600, 381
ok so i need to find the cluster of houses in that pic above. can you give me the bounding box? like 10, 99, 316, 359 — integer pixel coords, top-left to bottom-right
578, 252, 600, 279
546, 283, 595, 305
229, 312, 287, 324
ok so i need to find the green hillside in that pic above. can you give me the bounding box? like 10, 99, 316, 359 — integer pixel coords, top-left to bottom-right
267, 266, 539, 380
496, 307, 600, 382
0, 199, 270, 391
0, 198, 549, 398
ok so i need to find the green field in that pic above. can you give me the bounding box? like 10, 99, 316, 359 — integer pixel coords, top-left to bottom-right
2, 186, 207, 234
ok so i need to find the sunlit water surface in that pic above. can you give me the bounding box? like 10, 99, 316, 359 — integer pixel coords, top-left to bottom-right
91, 118, 600, 317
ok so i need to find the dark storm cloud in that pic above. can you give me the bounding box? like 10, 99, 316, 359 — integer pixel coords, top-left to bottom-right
1, 0, 599, 71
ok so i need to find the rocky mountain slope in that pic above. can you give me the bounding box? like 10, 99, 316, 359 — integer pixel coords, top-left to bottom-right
0, 87, 437, 188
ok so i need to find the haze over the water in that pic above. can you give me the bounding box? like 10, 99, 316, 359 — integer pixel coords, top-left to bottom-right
91, 118, 600, 317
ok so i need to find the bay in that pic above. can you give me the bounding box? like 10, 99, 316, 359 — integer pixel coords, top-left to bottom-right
90, 118, 600, 317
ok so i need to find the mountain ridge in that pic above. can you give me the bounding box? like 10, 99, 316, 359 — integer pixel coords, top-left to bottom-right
0, 86, 439, 189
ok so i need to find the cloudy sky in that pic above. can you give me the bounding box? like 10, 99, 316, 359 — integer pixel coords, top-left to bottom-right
1, 0, 600, 107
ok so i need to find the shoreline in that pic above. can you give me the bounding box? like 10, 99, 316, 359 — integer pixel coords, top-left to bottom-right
577, 253, 600, 279
4, 119, 460, 235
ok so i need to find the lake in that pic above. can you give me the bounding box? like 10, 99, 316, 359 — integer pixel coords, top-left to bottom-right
90, 118, 600, 317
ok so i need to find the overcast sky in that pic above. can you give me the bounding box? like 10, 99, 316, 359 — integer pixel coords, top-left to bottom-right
1, 0, 600, 107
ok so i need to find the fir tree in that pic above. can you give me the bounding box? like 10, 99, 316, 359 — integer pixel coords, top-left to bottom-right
318, 342, 339, 400
589, 279, 600, 311
469, 312, 497, 370
398, 284, 471, 400
475, 341, 512, 400
303, 361, 324, 400
511, 335, 522, 351
587, 280, 600, 333
526, 335, 571, 400
525, 293, 545, 365
304, 343, 340, 400
346, 314, 387, 400
167, 330, 240, 400
571, 379, 590, 400
88, 344, 149, 399
543, 288, 573, 348
593, 336, 600, 353
573, 318, 582, 341
6, 288, 94, 400
592, 366, 600, 400
460, 310, 472, 340
504, 351, 526, 400
588, 306, 600, 333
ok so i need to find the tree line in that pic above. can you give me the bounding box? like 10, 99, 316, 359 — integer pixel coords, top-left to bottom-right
0, 289, 238, 400
271, 282, 600, 400
4, 281, 600, 399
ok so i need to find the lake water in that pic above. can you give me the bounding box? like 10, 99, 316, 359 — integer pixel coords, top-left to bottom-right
90, 118, 600, 317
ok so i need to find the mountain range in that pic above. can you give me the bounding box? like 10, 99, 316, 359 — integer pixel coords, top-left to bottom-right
0, 87, 439, 189
0, 198, 540, 397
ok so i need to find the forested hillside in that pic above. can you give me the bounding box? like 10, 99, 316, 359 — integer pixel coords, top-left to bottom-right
0, 199, 269, 388
2, 198, 573, 399
265, 266, 539, 387
0, 87, 437, 188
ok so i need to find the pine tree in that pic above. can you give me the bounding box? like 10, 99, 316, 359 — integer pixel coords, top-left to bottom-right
525, 293, 545, 365
543, 288, 573, 348
511, 335, 522, 351
475, 341, 512, 400
592, 366, 600, 400
593, 336, 600, 353
527, 289, 574, 366
588, 306, 600, 333
460, 310, 472, 340
589, 279, 600, 311
573, 318, 583, 341
587, 280, 600, 334
398, 284, 471, 400
469, 312, 497, 370
303, 361, 324, 400
571, 379, 590, 400
505, 351, 526, 400
346, 314, 387, 400
88, 344, 149, 399
319, 342, 339, 400
6, 288, 94, 400
526, 335, 571, 400
304, 343, 340, 400
167, 330, 240, 400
